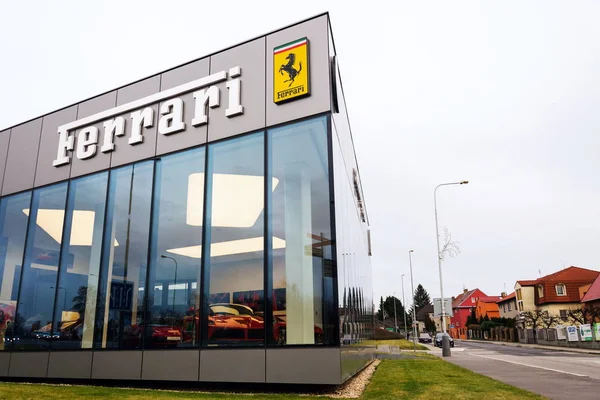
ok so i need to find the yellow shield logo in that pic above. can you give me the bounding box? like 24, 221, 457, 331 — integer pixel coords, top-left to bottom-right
273, 37, 310, 104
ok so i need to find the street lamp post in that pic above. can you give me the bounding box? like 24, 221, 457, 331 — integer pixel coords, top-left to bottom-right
401, 274, 408, 338
434, 180, 468, 357
161, 255, 178, 315
409, 250, 417, 354
393, 292, 398, 333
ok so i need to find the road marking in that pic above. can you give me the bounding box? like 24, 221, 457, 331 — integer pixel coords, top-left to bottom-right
471, 354, 588, 377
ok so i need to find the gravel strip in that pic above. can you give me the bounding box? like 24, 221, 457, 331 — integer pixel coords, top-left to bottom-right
326, 359, 380, 399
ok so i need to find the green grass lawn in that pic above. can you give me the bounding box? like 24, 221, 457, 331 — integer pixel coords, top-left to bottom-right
361, 339, 430, 351
0, 358, 545, 400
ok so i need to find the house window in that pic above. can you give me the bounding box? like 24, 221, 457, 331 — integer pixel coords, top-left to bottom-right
556, 284, 566, 296
508, 302, 512, 311
560, 310, 568, 319
503, 304, 506, 312
537, 285, 544, 298
471, 297, 475, 303
516, 289, 522, 301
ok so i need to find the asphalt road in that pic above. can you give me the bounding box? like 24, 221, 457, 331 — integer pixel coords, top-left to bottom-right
432, 340, 600, 400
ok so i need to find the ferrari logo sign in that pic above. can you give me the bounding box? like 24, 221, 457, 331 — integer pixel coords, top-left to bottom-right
273, 37, 310, 104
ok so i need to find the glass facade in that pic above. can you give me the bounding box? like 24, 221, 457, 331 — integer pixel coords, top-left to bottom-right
0, 115, 340, 351
270, 116, 335, 345
14, 183, 68, 350
94, 161, 153, 349
0, 192, 31, 350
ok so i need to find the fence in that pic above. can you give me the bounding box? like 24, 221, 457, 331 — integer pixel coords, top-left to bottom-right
517, 325, 600, 350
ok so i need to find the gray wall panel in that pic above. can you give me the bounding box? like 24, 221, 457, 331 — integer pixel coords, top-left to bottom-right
266, 348, 341, 385
208, 38, 266, 142
142, 350, 199, 381
70, 92, 116, 178
0, 352, 10, 376
92, 351, 142, 380
0, 130, 10, 192
9, 352, 49, 378
111, 76, 160, 167
157, 58, 209, 155
200, 349, 265, 383
266, 15, 331, 127
34, 106, 77, 187
2, 119, 42, 196
47, 351, 92, 379
341, 346, 375, 383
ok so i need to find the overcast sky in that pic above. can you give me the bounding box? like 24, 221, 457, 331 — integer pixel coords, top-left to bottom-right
2, 1, 600, 308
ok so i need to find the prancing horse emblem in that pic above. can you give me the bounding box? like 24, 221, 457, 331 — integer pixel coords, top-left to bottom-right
279, 53, 302, 87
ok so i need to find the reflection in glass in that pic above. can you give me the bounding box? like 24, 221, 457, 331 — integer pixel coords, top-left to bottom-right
95, 161, 153, 349
0, 193, 31, 350
202, 132, 265, 347
13, 183, 68, 350
270, 116, 335, 345
146, 148, 205, 348
51, 172, 108, 350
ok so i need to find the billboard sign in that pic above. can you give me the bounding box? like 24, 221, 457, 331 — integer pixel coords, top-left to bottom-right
567, 325, 579, 342
580, 324, 593, 342
433, 298, 454, 317
555, 325, 567, 340
594, 323, 600, 341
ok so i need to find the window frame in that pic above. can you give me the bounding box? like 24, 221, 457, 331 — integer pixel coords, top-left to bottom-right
555, 284, 566, 296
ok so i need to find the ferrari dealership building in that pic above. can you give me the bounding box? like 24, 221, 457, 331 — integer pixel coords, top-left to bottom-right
0, 13, 373, 385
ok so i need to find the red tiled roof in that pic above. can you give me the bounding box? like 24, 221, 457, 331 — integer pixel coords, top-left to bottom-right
451, 289, 487, 308
582, 274, 600, 303
496, 292, 516, 304
532, 266, 600, 304
478, 296, 501, 303
517, 280, 539, 286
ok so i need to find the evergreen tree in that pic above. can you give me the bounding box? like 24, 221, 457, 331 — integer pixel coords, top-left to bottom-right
377, 296, 410, 329
412, 284, 432, 314
465, 307, 478, 326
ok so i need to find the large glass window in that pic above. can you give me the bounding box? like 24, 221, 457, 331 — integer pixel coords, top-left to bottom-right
0, 192, 31, 350
13, 183, 68, 350
202, 132, 265, 347
269, 116, 335, 345
146, 148, 205, 348
94, 161, 153, 349
51, 172, 108, 350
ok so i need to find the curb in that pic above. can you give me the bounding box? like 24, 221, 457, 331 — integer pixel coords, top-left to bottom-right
458, 339, 600, 356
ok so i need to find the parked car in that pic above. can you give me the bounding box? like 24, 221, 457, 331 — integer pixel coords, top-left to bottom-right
434, 332, 455, 347
418, 333, 432, 343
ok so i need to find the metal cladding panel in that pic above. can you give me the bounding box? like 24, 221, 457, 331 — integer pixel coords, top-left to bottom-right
266, 348, 341, 385
110, 75, 160, 167
341, 346, 375, 383
200, 349, 265, 383
34, 106, 77, 187
91, 351, 142, 380
266, 15, 331, 127
0, 352, 10, 376
8, 352, 49, 378
70, 91, 116, 178
0, 130, 10, 192
3, 119, 42, 195
208, 38, 266, 142
157, 58, 209, 156
142, 350, 199, 381
47, 351, 92, 379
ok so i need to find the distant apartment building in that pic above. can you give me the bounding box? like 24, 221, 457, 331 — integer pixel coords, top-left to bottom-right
475, 296, 501, 320
515, 266, 599, 319
449, 288, 487, 339
496, 292, 518, 319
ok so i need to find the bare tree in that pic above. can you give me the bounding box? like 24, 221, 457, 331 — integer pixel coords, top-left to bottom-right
520, 310, 544, 328
540, 311, 561, 328
566, 307, 600, 325
440, 227, 461, 260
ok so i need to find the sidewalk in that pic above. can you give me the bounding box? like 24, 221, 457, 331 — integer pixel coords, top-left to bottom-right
459, 338, 600, 355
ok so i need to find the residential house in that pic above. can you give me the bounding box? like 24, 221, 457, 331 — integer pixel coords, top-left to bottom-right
581, 273, 600, 310
475, 296, 501, 320
449, 288, 487, 339
515, 266, 600, 320
496, 292, 518, 319
416, 304, 442, 333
